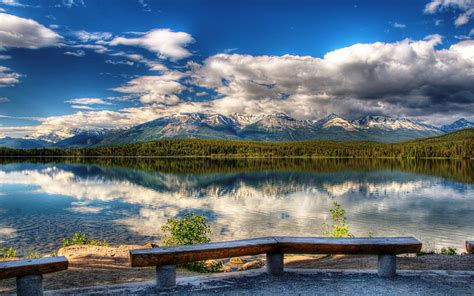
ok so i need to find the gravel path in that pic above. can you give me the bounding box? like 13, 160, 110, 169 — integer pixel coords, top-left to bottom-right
46, 269, 474, 296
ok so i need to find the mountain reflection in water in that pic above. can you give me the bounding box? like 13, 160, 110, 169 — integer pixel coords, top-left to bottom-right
0, 158, 472, 253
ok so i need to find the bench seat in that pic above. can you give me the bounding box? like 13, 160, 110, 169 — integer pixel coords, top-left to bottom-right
0, 256, 68, 296
130, 236, 422, 289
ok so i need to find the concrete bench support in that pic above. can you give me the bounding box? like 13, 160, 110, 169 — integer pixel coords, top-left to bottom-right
377, 254, 396, 278
156, 264, 176, 290
266, 252, 284, 276
16, 274, 43, 296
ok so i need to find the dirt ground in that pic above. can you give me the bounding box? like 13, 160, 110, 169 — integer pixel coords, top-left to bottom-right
1, 245, 473, 294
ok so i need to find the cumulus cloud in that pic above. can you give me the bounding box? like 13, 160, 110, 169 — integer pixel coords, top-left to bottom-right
109, 29, 194, 61
2, 36, 474, 137
0, 13, 61, 49
0, 65, 20, 87
0, 97, 10, 103
424, 0, 474, 26
65, 98, 112, 105
188, 35, 474, 122
113, 71, 186, 105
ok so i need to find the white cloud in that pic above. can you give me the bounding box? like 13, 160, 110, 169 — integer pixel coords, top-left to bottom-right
138, 0, 151, 12
391, 22, 406, 28
0, 13, 61, 49
424, 0, 474, 26
113, 71, 186, 104
110, 29, 194, 61
71, 105, 95, 110
0, 96, 10, 103
65, 98, 112, 105
2, 36, 474, 137
73, 30, 112, 43
0, 0, 34, 7
61, 0, 85, 8
105, 59, 134, 66
110, 51, 168, 71
188, 35, 474, 121
72, 44, 108, 54
64, 50, 85, 57
0, 65, 20, 87
0, 54, 10, 59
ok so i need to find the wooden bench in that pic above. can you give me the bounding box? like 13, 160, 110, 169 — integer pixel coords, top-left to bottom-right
0, 256, 68, 296
130, 236, 421, 289
467, 241, 474, 254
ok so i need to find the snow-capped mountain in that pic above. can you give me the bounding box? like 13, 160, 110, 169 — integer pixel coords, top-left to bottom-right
441, 118, 474, 133
2, 113, 471, 149
313, 113, 357, 131
353, 115, 440, 132
26, 127, 114, 143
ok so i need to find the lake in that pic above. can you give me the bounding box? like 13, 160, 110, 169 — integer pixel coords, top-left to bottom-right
0, 158, 472, 254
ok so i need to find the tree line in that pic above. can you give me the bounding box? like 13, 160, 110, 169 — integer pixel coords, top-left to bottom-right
0, 129, 472, 159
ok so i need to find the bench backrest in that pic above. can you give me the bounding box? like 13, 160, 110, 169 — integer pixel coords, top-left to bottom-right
0, 256, 68, 280
130, 236, 422, 267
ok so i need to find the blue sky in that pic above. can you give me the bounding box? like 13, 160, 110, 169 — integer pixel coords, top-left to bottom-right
0, 0, 473, 137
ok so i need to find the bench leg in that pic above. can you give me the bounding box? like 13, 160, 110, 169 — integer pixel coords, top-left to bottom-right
378, 254, 396, 278
16, 274, 43, 296
266, 252, 284, 276
156, 264, 176, 290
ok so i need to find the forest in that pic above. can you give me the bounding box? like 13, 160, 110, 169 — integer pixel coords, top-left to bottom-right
0, 129, 472, 159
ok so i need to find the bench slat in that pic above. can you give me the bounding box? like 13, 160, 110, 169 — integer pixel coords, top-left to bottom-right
130, 237, 277, 267
130, 236, 422, 267
0, 256, 68, 280
274, 236, 422, 254
467, 241, 474, 254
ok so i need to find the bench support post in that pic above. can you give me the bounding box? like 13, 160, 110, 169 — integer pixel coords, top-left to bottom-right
16, 274, 43, 296
266, 252, 284, 276
377, 254, 396, 278
156, 264, 176, 290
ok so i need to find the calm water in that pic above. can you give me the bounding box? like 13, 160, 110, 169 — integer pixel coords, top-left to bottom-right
0, 158, 472, 254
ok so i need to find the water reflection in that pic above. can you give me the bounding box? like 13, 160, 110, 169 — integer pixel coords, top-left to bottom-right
0, 158, 472, 253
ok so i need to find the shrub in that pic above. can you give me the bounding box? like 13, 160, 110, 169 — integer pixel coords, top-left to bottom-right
161, 212, 212, 246
161, 212, 221, 272
0, 246, 17, 258
417, 246, 458, 256
440, 246, 457, 256
322, 202, 354, 238
26, 250, 41, 259
62, 232, 110, 247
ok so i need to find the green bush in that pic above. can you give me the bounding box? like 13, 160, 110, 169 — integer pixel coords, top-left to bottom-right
322, 202, 354, 238
161, 212, 212, 246
161, 212, 221, 273
26, 250, 41, 259
417, 246, 458, 256
440, 246, 457, 256
62, 232, 110, 247
0, 246, 17, 258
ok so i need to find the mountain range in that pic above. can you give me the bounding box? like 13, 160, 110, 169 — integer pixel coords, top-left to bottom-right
1, 113, 473, 149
